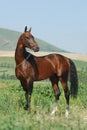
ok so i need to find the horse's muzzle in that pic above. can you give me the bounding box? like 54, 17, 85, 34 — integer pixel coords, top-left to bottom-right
34, 47, 39, 52
33, 46, 39, 52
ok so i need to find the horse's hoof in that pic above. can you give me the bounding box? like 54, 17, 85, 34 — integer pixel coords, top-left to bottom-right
24, 104, 30, 111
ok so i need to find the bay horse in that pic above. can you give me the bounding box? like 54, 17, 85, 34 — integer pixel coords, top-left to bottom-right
15, 26, 78, 116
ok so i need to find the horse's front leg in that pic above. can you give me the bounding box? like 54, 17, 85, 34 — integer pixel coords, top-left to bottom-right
24, 91, 31, 111
24, 80, 33, 111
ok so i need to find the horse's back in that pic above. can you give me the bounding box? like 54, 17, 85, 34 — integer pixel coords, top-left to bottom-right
44, 53, 70, 68
34, 53, 70, 80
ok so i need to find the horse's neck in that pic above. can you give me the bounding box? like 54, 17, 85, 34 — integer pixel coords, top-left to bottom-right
15, 42, 26, 65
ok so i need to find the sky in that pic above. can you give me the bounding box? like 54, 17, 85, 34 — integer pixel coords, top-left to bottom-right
0, 0, 87, 54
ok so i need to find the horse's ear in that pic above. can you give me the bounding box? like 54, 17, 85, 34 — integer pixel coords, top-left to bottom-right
24, 26, 27, 32
29, 27, 32, 33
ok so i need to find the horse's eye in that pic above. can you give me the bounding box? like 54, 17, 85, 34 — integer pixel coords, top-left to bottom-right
26, 36, 29, 39
31, 36, 34, 39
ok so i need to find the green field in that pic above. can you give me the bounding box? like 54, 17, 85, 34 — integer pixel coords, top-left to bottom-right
0, 57, 87, 130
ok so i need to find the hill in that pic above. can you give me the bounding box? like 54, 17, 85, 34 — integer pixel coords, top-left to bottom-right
0, 28, 66, 52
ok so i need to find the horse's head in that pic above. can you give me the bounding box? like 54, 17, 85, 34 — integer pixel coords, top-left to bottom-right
21, 26, 39, 52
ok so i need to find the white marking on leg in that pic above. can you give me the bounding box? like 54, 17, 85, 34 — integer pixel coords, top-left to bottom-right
65, 109, 69, 118
51, 106, 57, 116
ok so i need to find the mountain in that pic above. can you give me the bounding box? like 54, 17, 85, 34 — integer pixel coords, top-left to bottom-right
0, 28, 67, 52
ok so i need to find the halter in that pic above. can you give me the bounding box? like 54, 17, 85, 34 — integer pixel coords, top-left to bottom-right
16, 54, 31, 68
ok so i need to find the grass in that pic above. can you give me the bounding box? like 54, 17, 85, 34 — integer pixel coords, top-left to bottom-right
0, 79, 87, 130
0, 57, 87, 129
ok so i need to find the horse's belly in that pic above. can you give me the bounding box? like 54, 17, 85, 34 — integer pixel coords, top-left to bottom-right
35, 67, 54, 81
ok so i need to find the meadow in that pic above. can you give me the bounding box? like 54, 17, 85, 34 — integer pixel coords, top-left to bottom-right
0, 57, 87, 130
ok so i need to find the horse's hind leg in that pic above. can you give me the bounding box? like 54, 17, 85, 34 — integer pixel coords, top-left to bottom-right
50, 75, 61, 101
50, 75, 61, 115
60, 79, 70, 117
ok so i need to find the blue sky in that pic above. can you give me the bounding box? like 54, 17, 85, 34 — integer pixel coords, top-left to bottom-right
0, 0, 87, 54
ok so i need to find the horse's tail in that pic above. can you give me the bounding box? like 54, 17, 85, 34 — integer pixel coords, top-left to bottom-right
69, 59, 78, 98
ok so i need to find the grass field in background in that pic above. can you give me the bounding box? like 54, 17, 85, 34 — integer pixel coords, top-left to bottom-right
0, 57, 87, 130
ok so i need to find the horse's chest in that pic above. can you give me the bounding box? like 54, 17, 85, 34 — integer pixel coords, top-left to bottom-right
16, 63, 34, 79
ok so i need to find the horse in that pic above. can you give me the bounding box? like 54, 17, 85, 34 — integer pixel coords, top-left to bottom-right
15, 26, 78, 116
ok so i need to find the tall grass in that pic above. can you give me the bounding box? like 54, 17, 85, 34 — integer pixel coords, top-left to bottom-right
0, 57, 87, 129
0, 78, 87, 130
